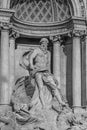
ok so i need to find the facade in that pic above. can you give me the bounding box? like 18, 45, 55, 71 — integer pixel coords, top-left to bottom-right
0, 0, 87, 114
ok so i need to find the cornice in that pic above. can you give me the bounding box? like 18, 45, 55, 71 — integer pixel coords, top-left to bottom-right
12, 16, 73, 27
11, 17, 73, 37
0, 22, 12, 30
0, 8, 15, 17
72, 16, 86, 30
11, 16, 86, 37
0, 8, 15, 23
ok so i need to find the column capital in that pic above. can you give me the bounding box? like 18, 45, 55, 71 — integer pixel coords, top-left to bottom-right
0, 22, 12, 30
9, 30, 20, 39
72, 29, 85, 38
84, 30, 87, 37
49, 35, 62, 44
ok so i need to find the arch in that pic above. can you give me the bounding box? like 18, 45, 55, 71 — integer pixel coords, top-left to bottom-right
9, 0, 86, 37
9, 0, 85, 17
68, 0, 85, 17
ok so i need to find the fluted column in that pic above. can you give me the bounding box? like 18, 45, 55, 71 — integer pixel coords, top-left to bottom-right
51, 36, 61, 88
0, 25, 10, 106
9, 36, 15, 101
72, 30, 81, 111
86, 33, 87, 109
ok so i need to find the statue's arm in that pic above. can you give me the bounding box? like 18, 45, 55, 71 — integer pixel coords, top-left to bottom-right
19, 51, 30, 70
19, 56, 29, 70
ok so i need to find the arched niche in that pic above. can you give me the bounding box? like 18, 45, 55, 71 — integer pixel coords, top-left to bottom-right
8, 0, 86, 37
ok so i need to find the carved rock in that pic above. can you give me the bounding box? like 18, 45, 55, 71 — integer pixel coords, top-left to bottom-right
0, 76, 87, 130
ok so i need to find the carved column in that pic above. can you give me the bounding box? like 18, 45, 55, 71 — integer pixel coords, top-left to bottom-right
0, 24, 10, 107
51, 36, 61, 88
72, 30, 81, 111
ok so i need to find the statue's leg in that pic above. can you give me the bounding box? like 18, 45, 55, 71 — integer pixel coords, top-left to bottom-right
44, 74, 65, 106
53, 89, 65, 105
35, 73, 45, 108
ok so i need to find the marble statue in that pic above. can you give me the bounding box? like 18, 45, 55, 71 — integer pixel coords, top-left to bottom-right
0, 38, 87, 130
21, 38, 66, 108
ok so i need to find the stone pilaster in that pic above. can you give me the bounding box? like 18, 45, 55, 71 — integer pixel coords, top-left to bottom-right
9, 31, 20, 101
0, 8, 14, 112
0, 23, 10, 107
9, 37, 15, 102
72, 30, 81, 112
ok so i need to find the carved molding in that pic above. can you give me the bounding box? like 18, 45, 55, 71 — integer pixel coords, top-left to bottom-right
72, 16, 86, 31
0, 8, 15, 30
79, 0, 86, 17
11, 16, 72, 37
11, 16, 86, 37
0, 8, 15, 23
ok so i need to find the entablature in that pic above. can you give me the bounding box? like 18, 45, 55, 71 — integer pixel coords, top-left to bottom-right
11, 16, 86, 37
0, 8, 15, 23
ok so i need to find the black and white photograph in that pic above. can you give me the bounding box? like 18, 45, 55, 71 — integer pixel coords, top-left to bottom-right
0, 0, 87, 130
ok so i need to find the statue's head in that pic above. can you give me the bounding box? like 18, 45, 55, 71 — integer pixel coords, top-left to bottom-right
40, 38, 49, 44
40, 38, 49, 51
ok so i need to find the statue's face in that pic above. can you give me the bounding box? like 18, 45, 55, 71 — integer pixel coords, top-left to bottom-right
40, 41, 48, 52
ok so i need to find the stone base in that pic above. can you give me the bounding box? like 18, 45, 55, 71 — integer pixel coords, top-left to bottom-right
0, 104, 12, 116
72, 106, 86, 113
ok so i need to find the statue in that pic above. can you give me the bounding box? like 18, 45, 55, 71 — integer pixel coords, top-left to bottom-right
12, 38, 70, 129
20, 38, 66, 108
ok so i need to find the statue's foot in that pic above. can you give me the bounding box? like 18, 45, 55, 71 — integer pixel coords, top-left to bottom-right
61, 102, 66, 107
